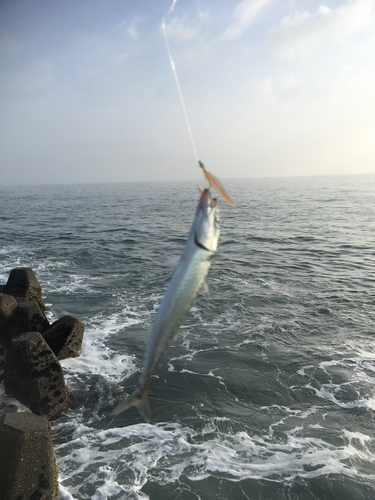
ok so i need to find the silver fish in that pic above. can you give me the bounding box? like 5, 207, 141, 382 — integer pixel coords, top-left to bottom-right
111, 189, 220, 421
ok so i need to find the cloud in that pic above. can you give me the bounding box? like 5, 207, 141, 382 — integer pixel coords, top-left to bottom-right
223, 0, 273, 39
115, 16, 143, 39
197, 6, 212, 24
256, 74, 304, 101
164, 17, 199, 41
259, 76, 274, 98
272, 0, 375, 58
282, 75, 304, 93
110, 52, 129, 64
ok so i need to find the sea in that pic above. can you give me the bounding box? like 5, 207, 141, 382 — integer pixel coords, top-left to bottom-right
0, 174, 374, 500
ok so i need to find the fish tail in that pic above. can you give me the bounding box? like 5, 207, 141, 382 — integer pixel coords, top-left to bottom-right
111, 385, 151, 422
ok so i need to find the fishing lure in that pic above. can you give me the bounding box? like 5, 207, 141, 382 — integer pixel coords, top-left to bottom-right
199, 161, 235, 207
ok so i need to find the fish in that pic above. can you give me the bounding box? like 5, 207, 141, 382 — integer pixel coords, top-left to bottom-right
111, 188, 220, 422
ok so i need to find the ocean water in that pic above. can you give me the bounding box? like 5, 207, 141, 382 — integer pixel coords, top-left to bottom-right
0, 174, 375, 500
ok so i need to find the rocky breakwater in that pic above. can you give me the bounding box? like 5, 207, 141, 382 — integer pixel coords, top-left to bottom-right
0, 412, 59, 500
0, 267, 85, 499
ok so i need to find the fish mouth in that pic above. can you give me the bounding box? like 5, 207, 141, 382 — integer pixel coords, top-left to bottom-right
198, 189, 218, 209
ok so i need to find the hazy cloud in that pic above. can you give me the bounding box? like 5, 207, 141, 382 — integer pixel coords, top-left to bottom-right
272, 0, 375, 58
259, 77, 274, 98
115, 16, 143, 39
197, 7, 212, 24
110, 52, 129, 64
282, 75, 304, 93
164, 17, 199, 41
223, 0, 273, 39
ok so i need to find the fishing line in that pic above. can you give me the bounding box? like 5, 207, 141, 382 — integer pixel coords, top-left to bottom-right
125, 0, 199, 162
124, 0, 235, 206
161, 3, 234, 206
162, 1, 199, 163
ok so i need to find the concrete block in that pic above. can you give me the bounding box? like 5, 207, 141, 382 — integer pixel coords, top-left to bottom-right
43, 315, 85, 360
0, 343, 6, 382
0, 412, 58, 500
0, 292, 18, 324
4, 332, 70, 420
0, 300, 50, 348
3, 267, 46, 311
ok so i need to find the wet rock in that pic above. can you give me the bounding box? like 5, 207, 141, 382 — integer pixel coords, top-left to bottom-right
4, 332, 70, 420
0, 412, 58, 500
43, 315, 85, 360
0, 292, 18, 332
0, 300, 50, 348
14, 296, 28, 304
0, 344, 6, 382
0, 293, 18, 345
3, 267, 46, 311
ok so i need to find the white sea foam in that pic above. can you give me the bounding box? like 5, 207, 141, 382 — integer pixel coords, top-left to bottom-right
60, 310, 143, 383
58, 484, 76, 500
0, 246, 70, 276
54, 417, 375, 500
60, 334, 136, 384
49, 275, 96, 295
266, 405, 319, 439
297, 339, 375, 411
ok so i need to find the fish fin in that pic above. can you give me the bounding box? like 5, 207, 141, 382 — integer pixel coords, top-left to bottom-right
164, 255, 180, 268
201, 275, 209, 292
209, 253, 222, 261
111, 386, 151, 422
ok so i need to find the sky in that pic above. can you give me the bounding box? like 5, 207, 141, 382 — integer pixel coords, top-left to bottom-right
1, 0, 375, 185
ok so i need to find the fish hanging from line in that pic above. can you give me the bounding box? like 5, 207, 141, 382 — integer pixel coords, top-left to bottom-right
111, 188, 220, 422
